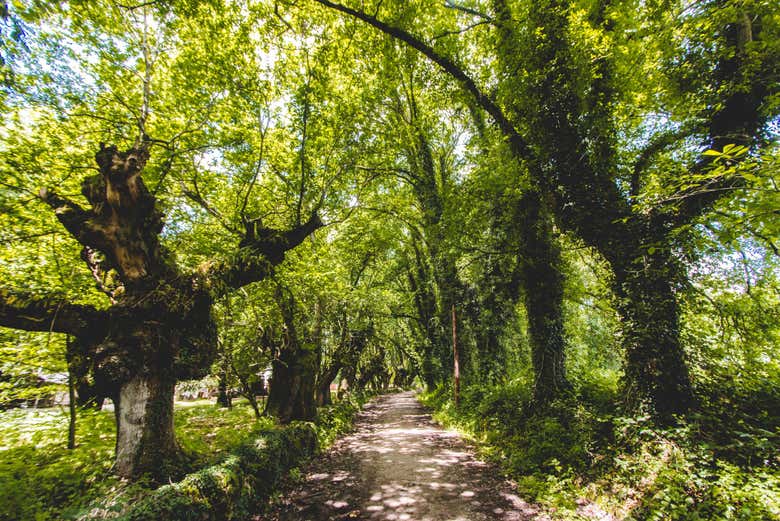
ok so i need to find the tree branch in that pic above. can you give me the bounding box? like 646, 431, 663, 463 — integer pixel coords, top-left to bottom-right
206, 212, 325, 291
312, 0, 532, 161
666, 11, 773, 224
0, 288, 106, 335
239, 119, 268, 221
180, 177, 242, 236
630, 121, 706, 199
443, 1, 494, 22
81, 246, 122, 304
37, 188, 110, 251
431, 20, 492, 40
116, 1, 161, 10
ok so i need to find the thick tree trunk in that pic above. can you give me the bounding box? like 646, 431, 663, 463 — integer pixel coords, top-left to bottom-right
266, 346, 317, 423
519, 192, 570, 404
316, 363, 340, 407
114, 373, 179, 480
267, 285, 318, 423
465, 200, 524, 383
432, 254, 460, 378
613, 249, 694, 420
406, 245, 445, 387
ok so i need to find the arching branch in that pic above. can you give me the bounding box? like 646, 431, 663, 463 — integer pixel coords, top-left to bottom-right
37, 188, 112, 252
206, 212, 325, 291
312, 0, 532, 161
630, 121, 706, 199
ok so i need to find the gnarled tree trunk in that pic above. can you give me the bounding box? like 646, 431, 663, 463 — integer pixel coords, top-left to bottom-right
1, 141, 321, 480
114, 373, 178, 478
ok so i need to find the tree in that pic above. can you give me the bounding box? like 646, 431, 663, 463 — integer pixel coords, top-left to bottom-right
265, 281, 319, 423
311, 0, 779, 418
0, 139, 321, 478
0, 2, 332, 479
352, 24, 571, 401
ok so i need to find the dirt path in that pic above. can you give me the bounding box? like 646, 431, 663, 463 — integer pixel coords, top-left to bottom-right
263, 391, 549, 521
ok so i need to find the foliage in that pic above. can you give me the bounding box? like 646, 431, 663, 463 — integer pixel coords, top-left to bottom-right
0, 330, 67, 405
0, 0, 778, 517
77, 393, 368, 521
0, 400, 268, 521
0, 393, 368, 521
314, 390, 370, 448
85, 423, 317, 521
422, 380, 780, 520
0, 407, 117, 521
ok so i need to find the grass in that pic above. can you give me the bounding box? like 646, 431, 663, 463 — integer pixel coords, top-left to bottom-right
0, 399, 270, 521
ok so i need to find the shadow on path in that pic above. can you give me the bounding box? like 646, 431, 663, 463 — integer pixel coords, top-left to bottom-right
262, 391, 550, 521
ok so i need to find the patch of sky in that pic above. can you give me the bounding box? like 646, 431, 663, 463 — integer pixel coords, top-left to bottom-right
690, 224, 777, 292
2, 15, 96, 110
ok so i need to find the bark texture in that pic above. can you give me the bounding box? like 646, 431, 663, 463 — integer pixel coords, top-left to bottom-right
267, 346, 318, 423
611, 248, 693, 416
114, 374, 179, 478
316, 363, 340, 407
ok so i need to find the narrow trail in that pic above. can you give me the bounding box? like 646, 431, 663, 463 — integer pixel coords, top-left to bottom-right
264, 391, 549, 521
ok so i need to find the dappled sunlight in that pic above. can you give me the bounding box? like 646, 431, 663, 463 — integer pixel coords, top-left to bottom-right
268, 392, 549, 520
331, 470, 354, 482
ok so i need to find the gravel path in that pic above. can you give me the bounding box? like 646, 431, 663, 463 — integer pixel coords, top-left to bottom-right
263, 391, 549, 521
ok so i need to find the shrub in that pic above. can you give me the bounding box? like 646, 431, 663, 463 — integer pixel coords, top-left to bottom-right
422, 379, 780, 520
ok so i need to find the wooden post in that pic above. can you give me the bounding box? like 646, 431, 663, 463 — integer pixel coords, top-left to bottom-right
452, 304, 460, 406
66, 336, 76, 450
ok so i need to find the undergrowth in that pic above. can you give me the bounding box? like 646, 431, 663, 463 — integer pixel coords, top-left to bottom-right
0, 394, 367, 521
421, 375, 780, 520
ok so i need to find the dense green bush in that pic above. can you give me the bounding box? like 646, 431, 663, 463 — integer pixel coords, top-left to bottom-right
314, 390, 367, 448
427, 381, 595, 474
87, 423, 318, 521
422, 379, 780, 520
